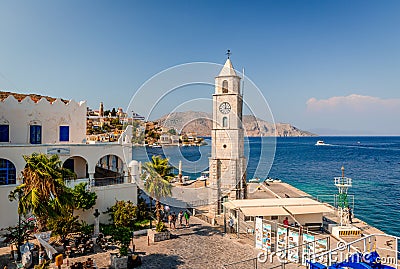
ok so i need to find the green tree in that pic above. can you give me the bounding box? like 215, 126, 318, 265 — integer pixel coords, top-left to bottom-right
167, 128, 177, 135
9, 153, 75, 231
136, 188, 148, 221
47, 215, 81, 241
141, 157, 172, 224
149, 155, 175, 182
107, 200, 138, 227
111, 108, 117, 117
111, 226, 131, 256
71, 183, 97, 212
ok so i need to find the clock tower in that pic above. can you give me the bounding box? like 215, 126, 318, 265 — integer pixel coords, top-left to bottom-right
209, 53, 247, 215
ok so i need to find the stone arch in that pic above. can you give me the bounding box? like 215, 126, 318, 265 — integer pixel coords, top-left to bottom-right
95, 154, 124, 186
0, 158, 17, 185
63, 156, 89, 179
222, 80, 228, 93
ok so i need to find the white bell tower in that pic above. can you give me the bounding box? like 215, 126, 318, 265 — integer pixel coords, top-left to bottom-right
209, 51, 247, 215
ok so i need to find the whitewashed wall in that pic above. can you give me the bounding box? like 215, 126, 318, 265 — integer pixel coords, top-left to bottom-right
0, 185, 18, 229
74, 183, 138, 225
0, 96, 86, 144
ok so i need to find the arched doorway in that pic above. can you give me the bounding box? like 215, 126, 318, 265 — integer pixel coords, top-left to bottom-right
95, 154, 124, 186
63, 156, 89, 179
0, 158, 16, 185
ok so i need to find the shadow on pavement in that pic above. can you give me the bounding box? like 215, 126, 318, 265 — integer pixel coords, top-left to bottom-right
140, 253, 184, 269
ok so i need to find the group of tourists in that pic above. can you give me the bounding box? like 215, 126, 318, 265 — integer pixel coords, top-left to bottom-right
165, 207, 190, 230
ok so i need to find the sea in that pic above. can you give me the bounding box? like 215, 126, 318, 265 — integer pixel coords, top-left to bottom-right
132, 136, 400, 237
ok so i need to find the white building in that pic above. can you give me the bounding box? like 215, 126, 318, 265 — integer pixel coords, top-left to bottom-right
0, 92, 139, 229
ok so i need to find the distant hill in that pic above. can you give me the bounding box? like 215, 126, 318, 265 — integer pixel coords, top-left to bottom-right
156, 111, 317, 137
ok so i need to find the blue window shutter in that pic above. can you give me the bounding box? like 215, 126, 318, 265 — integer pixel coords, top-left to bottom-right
59, 126, 69, 141
0, 125, 9, 142
30, 125, 42, 144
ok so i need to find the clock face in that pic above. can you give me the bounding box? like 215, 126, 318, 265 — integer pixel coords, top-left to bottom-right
219, 102, 231, 114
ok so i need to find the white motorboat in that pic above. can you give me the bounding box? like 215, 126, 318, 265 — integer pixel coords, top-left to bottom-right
265, 177, 274, 183
150, 143, 162, 148
315, 140, 329, 146
249, 178, 260, 183
196, 171, 209, 181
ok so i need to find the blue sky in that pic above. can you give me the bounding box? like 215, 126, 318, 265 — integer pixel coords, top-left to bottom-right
0, 1, 399, 135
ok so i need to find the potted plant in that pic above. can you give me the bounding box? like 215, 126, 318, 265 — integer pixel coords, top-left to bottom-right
147, 221, 170, 243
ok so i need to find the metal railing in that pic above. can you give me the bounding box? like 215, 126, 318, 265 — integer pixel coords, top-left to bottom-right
316, 194, 355, 211
64, 175, 129, 188
310, 233, 400, 268
223, 233, 331, 269
222, 257, 260, 269
94, 175, 125, 186
186, 199, 211, 208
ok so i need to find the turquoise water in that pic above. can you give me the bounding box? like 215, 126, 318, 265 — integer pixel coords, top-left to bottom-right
133, 137, 400, 237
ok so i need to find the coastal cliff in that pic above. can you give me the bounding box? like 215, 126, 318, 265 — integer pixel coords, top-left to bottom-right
156, 111, 316, 137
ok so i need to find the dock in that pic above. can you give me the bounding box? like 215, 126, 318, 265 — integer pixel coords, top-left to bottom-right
188, 180, 399, 268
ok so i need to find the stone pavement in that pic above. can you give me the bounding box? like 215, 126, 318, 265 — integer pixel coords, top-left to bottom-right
0, 217, 261, 269
133, 216, 259, 269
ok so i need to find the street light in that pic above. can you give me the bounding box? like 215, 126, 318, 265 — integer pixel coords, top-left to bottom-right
16, 190, 22, 261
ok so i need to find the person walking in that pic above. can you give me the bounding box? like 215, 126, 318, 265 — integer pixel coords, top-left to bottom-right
168, 213, 173, 229
228, 217, 235, 233
172, 212, 177, 230
348, 206, 353, 224
183, 211, 190, 227
178, 211, 183, 228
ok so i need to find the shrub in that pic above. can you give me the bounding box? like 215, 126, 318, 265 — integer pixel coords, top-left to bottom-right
155, 221, 167, 232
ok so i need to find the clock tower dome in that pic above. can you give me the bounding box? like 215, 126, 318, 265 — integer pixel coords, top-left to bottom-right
209, 52, 247, 215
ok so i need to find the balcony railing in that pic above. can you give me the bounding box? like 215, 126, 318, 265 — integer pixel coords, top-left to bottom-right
65, 175, 129, 189
94, 175, 126, 187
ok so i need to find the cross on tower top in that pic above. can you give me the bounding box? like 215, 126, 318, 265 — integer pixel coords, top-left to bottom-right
226, 49, 231, 59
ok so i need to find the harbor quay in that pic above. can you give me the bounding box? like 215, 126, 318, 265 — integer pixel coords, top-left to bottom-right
1, 179, 396, 269
1, 56, 398, 269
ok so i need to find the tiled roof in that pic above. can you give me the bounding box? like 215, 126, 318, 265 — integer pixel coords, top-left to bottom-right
0, 91, 69, 103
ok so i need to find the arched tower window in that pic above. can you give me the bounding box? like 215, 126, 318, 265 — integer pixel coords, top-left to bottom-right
222, 117, 228, 127
222, 80, 228, 93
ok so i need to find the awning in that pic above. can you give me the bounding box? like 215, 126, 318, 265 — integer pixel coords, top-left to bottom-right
285, 205, 333, 215
240, 206, 288, 217
223, 201, 237, 210
225, 197, 320, 208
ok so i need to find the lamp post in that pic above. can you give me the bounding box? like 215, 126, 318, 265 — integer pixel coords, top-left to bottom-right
15, 189, 22, 261
149, 197, 153, 229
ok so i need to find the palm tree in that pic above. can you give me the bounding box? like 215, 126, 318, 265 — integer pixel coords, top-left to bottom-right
141, 157, 172, 224
9, 153, 75, 231
149, 155, 175, 182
